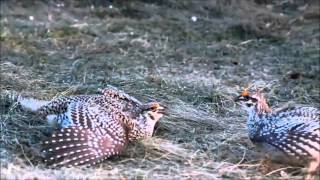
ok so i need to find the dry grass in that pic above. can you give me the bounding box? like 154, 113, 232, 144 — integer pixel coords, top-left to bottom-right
1, 0, 319, 179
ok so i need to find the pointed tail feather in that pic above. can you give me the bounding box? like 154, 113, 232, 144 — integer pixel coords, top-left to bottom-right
1, 90, 49, 112
18, 96, 50, 112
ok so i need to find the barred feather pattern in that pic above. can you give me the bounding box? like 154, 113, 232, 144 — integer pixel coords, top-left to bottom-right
17, 86, 164, 167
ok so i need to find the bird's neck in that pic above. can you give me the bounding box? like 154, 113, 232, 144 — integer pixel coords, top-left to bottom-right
127, 115, 157, 141
258, 102, 272, 114
246, 107, 271, 141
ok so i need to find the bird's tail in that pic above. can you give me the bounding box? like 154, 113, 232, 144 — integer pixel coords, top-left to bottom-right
1, 90, 49, 112
18, 96, 50, 112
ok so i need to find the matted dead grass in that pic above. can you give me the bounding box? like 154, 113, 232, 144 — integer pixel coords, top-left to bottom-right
1, 0, 319, 179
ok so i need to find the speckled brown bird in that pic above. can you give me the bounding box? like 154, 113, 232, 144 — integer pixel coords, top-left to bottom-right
18, 85, 165, 167
235, 89, 319, 180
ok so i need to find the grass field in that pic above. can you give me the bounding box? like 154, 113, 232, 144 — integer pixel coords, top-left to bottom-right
1, 0, 319, 179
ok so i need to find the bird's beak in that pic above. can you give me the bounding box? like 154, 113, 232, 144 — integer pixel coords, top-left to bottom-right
157, 105, 168, 115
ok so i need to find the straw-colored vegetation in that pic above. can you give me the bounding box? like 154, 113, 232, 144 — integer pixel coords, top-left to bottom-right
1, 0, 319, 179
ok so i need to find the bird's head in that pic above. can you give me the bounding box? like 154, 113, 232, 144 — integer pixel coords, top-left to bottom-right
129, 102, 166, 139
234, 88, 271, 114
141, 102, 166, 123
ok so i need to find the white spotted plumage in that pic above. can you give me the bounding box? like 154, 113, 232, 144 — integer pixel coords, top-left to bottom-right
235, 90, 320, 179
18, 85, 165, 167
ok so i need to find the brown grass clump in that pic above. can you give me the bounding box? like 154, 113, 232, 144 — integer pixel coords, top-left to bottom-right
1, 0, 319, 179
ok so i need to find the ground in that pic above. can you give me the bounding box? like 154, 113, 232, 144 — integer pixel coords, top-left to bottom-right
0, 0, 319, 179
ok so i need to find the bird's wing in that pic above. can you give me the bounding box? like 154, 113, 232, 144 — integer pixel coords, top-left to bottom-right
42, 99, 127, 167
68, 100, 96, 129
263, 127, 320, 161
275, 106, 319, 122
42, 126, 127, 167
273, 106, 320, 135
37, 95, 96, 116
99, 85, 142, 105
67, 99, 124, 133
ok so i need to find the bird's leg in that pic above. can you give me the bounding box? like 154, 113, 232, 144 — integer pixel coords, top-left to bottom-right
305, 157, 320, 180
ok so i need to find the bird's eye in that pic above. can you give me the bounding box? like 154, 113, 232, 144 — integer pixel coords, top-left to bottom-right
246, 103, 252, 107
240, 96, 250, 101
148, 103, 160, 112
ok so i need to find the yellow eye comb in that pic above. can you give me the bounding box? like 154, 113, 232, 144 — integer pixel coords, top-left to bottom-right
241, 88, 250, 97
